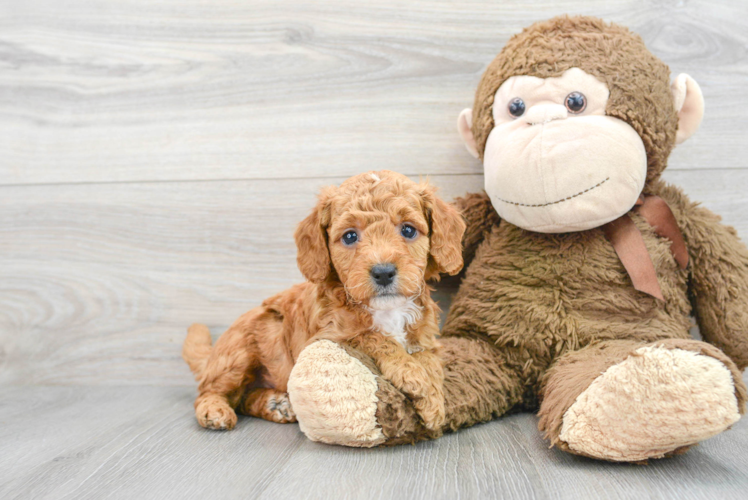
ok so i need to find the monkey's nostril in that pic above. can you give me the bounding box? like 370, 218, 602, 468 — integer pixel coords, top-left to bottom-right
371, 263, 397, 287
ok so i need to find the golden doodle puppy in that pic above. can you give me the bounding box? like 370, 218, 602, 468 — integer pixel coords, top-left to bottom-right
183, 170, 466, 431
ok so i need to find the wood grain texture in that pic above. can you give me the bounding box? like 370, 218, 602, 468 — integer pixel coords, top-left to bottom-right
0, 173, 481, 385
0, 385, 747, 500
0, 0, 747, 186
2, 0, 748, 497
1, 170, 746, 385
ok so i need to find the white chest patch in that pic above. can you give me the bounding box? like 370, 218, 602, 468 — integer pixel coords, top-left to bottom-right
367, 295, 423, 351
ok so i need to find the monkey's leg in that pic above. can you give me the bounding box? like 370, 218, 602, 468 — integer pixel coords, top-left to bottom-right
288, 336, 525, 447
538, 339, 747, 462
238, 388, 297, 423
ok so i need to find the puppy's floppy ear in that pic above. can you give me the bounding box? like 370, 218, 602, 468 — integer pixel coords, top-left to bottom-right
295, 188, 334, 283
421, 184, 466, 276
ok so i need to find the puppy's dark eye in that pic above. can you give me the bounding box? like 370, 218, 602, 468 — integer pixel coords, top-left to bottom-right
508, 98, 525, 117
341, 230, 358, 246
565, 92, 587, 114
401, 224, 417, 240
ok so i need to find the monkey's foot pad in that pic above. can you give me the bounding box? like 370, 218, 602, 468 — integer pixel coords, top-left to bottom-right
288, 339, 386, 447
559, 346, 741, 461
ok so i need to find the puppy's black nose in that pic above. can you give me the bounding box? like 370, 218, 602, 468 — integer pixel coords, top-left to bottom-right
371, 264, 397, 287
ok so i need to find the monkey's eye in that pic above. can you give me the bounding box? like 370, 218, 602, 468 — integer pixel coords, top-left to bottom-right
507, 98, 526, 117
341, 230, 358, 246
565, 92, 587, 114
400, 224, 417, 240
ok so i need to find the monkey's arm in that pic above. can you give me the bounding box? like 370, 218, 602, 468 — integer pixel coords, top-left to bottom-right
656, 182, 748, 370
453, 191, 501, 269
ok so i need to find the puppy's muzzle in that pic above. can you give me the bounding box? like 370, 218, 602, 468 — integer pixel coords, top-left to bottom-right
371, 263, 397, 288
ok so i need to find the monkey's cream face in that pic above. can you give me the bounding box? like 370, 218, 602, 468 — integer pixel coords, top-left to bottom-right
482, 68, 647, 233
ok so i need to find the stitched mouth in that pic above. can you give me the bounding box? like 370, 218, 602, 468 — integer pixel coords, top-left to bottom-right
493, 177, 610, 208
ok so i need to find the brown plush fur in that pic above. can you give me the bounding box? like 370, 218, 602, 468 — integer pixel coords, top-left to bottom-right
182, 170, 465, 431
443, 17, 748, 453
289, 17, 748, 459
470, 16, 677, 184
344, 336, 526, 445
439, 171, 748, 456
537, 338, 748, 455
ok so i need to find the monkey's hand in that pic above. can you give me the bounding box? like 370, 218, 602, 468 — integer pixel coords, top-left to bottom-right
659, 182, 748, 370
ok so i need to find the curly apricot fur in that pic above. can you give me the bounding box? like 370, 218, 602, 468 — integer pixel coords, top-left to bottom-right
183, 171, 465, 430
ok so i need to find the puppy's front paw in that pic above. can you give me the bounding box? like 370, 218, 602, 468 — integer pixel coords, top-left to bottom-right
195, 395, 237, 430
389, 364, 430, 400
400, 380, 429, 400
429, 400, 446, 430
415, 390, 446, 431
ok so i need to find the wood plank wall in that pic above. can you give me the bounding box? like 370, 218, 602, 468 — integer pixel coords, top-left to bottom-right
1, 0, 747, 385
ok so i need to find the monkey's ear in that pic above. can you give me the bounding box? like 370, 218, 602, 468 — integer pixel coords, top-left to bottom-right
671, 74, 704, 145
294, 190, 333, 283
421, 185, 467, 276
457, 108, 479, 158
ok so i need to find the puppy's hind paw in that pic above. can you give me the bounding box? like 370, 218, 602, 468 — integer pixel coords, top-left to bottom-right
267, 393, 297, 423
196, 396, 238, 430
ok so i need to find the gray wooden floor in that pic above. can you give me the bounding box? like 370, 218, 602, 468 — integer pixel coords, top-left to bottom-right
2, 384, 748, 500
2, 1, 748, 499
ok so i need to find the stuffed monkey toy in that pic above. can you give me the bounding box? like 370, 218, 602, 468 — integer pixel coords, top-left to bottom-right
284, 16, 748, 462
